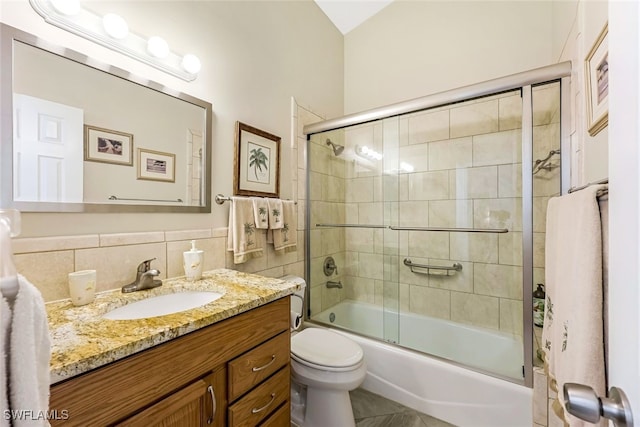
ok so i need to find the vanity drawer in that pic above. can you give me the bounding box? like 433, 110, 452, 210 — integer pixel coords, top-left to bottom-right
228, 366, 289, 427
259, 400, 290, 427
228, 331, 290, 401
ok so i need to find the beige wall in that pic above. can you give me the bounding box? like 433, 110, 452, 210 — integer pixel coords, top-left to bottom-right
0, 0, 344, 236
552, 0, 608, 186
343, 1, 554, 114
344, 0, 608, 187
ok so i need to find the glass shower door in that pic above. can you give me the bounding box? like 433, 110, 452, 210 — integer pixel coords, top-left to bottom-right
394, 90, 525, 380
307, 81, 564, 384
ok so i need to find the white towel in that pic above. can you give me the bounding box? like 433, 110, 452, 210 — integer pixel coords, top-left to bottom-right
273, 200, 297, 254
9, 274, 51, 427
0, 294, 9, 427
267, 198, 283, 230
227, 197, 265, 264
252, 197, 270, 229
542, 185, 606, 426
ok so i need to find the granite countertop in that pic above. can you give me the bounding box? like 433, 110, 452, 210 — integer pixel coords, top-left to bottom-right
47, 269, 298, 384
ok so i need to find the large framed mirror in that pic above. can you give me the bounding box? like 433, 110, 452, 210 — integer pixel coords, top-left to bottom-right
0, 23, 212, 213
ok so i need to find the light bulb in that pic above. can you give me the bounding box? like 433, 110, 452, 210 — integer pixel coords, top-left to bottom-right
181, 54, 201, 74
147, 36, 169, 58
103, 13, 129, 39
51, 0, 80, 15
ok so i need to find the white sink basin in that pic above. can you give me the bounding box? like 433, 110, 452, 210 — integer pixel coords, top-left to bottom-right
103, 291, 224, 320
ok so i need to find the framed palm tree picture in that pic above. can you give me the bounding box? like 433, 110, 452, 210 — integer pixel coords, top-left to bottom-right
233, 121, 281, 198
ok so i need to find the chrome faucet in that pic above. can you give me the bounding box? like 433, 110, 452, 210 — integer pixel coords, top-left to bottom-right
326, 280, 343, 289
121, 258, 162, 293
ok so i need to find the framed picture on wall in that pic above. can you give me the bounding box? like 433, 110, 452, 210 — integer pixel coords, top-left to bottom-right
233, 121, 281, 198
84, 125, 133, 166
585, 23, 608, 137
137, 148, 175, 182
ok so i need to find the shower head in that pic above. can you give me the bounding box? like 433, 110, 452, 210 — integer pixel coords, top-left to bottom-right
326, 139, 344, 156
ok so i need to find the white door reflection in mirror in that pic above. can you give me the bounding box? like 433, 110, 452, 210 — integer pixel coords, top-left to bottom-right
13, 94, 83, 202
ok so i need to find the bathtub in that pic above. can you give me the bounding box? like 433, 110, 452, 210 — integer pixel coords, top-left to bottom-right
311, 300, 532, 427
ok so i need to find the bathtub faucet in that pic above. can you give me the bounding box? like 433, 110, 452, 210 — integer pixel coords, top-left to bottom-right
326, 280, 343, 289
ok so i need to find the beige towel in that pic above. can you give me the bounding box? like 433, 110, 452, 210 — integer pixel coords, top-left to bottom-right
227, 197, 265, 264
0, 291, 9, 427
273, 200, 297, 253
542, 185, 606, 426
252, 197, 270, 229
267, 198, 283, 230
9, 275, 51, 427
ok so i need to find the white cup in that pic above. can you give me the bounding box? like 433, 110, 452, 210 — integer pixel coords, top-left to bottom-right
68, 270, 96, 306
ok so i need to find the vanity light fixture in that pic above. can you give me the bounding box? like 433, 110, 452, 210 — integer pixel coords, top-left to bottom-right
28, 0, 201, 81
102, 13, 128, 40
50, 0, 80, 16
182, 53, 202, 74
147, 36, 170, 59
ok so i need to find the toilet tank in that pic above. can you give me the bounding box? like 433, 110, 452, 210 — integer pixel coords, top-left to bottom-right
279, 275, 306, 315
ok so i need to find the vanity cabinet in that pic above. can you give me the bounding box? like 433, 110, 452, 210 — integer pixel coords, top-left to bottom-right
117, 370, 225, 427
49, 297, 290, 426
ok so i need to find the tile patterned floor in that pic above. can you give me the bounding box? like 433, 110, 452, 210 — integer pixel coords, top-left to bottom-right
350, 388, 456, 427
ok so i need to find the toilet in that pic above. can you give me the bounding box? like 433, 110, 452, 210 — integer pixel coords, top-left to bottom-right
281, 275, 366, 427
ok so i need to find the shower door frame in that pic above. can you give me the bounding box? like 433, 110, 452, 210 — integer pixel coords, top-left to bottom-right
304, 62, 572, 388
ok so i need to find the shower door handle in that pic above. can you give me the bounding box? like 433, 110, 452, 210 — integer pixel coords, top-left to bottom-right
563, 383, 633, 427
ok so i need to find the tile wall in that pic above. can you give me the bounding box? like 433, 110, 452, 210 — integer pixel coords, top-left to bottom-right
308, 84, 561, 340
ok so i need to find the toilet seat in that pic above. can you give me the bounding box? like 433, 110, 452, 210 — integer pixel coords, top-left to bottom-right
291, 328, 364, 372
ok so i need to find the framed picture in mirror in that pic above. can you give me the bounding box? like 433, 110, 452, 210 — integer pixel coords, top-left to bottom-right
137, 148, 176, 182
233, 121, 280, 198
84, 125, 134, 166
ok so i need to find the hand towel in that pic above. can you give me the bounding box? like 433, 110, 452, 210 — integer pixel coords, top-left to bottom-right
227, 196, 265, 264
542, 185, 606, 426
10, 274, 51, 427
0, 293, 9, 427
252, 197, 270, 229
267, 198, 284, 230
273, 200, 297, 254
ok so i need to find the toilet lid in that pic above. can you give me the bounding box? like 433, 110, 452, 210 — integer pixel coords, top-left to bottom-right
291, 328, 363, 368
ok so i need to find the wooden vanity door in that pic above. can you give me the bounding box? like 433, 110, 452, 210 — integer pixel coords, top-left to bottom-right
116, 369, 227, 427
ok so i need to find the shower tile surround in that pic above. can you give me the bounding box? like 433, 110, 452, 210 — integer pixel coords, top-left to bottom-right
308, 85, 561, 352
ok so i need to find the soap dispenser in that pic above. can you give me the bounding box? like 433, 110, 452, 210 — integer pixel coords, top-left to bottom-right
183, 240, 204, 281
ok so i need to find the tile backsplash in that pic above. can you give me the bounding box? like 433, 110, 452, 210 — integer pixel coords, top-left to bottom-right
13, 226, 304, 302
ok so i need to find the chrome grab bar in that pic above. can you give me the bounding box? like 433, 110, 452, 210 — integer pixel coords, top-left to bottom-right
403, 258, 462, 276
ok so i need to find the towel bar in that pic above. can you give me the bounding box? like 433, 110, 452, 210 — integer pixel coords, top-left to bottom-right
109, 195, 183, 203
215, 194, 297, 205
390, 226, 508, 233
